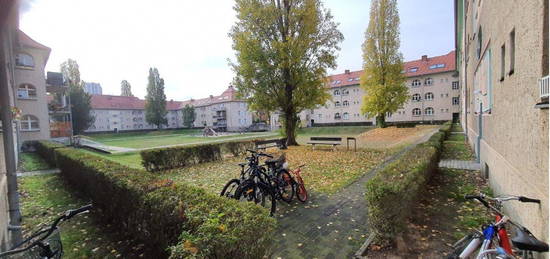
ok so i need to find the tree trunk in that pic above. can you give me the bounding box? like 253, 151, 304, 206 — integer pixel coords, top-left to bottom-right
376, 114, 387, 128
284, 111, 299, 146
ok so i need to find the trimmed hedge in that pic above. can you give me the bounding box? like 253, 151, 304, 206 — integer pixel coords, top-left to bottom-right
35, 140, 66, 166
55, 147, 276, 258
140, 139, 257, 172
365, 121, 451, 243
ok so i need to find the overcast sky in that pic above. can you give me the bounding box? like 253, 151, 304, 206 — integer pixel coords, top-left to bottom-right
20, 0, 454, 100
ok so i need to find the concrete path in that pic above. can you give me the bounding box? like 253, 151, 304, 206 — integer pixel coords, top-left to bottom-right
17, 168, 60, 177
439, 159, 481, 170
270, 128, 439, 258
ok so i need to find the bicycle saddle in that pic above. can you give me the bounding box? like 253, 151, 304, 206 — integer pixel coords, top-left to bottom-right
511, 227, 549, 252
265, 155, 285, 167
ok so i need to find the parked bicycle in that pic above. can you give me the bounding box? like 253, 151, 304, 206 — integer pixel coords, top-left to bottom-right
0, 204, 92, 259
447, 193, 548, 259
289, 164, 308, 202
220, 149, 294, 216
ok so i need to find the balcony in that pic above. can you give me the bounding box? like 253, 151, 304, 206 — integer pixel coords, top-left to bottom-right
536, 75, 549, 109
539, 75, 549, 98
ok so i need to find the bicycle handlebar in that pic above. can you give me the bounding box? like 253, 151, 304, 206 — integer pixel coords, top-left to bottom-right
518, 196, 541, 204
65, 204, 93, 219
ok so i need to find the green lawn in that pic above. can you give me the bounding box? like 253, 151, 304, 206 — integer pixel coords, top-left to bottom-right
85, 131, 278, 149
80, 149, 143, 169
442, 140, 475, 160
19, 175, 146, 258
20, 152, 52, 171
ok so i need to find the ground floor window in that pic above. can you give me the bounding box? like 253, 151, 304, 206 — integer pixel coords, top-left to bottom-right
425, 107, 434, 116
412, 108, 421, 116
21, 114, 39, 131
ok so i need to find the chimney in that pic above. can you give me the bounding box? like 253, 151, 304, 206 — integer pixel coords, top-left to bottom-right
345, 69, 350, 74
170, 99, 173, 102
209, 95, 214, 99
421, 55, 428, 61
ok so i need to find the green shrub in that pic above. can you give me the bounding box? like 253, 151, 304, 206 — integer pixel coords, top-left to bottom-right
439, 121, 452, 138
55, 147, 275, 258
140, 139, 256, 172
35, 140, 66, 166
365, 125, 448, 243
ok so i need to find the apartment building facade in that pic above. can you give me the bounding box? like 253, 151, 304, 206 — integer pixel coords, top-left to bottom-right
455, 0, 549, 248
271, 51, 459, 128
83, 82, 102, 95
86, 86, 253, 133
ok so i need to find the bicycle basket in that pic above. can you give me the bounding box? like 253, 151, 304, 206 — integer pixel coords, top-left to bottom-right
5, 228, 63, 259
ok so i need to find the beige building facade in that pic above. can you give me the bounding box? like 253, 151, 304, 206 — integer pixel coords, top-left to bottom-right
86, 86, 253, 133
271, 51, 459, 128
456, 0, 549, 249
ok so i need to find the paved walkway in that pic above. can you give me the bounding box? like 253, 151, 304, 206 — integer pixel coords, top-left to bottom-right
439, 159, 481, 170
270, 128, 439, 258
17, 168, 60, 177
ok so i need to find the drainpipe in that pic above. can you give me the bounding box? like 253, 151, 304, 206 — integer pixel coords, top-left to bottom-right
476, 102, 482, 163
0, 42, 23, 247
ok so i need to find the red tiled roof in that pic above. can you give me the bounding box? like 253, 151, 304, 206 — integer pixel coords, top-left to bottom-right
18, 29, 51, 51
90, 95, 183, 110
327, 51, 456, 88
90, 86, 240, 110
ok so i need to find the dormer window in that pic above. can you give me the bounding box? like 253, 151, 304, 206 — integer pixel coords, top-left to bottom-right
15, 53, 34, 68
409, 67, 418, 72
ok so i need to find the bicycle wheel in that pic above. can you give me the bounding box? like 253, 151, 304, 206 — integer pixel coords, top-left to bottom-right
234, 181, 276, 216
276, 170, 295, 203
220, 179, 240, 199
256, 183, 276, 216
296, 182, 308, 202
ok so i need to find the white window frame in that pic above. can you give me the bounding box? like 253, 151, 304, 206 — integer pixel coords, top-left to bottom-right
412, 108, 421, 117
411, 79, 422, 87
15, 53, 35, 68
412, 93, 422, 102
424, 92, 434, 101
425, 107, 434, 116
17, 84, 37, 99
20, 115, 39, 131
343, 112, 349, 120
425, 78, 433, 86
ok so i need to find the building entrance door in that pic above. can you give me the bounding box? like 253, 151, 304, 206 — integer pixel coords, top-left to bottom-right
452, 113, 459, 123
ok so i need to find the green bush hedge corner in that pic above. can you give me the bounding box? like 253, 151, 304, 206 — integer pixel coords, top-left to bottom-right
364, 121, 451, 243
140, 139, 257, 172
35, 140, 66, 166
54, 147, 275, 258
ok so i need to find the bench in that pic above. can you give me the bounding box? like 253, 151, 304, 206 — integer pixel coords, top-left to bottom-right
254, 138, 287, 150
307, 137, 342, 150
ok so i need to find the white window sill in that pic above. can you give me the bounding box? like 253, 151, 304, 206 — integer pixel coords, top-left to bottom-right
21, 129, 40, 132
15, 66, 35, 70
17, 97, 38, 100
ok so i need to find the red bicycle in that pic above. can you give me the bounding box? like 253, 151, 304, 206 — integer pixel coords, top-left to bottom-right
289, 164, 308, 202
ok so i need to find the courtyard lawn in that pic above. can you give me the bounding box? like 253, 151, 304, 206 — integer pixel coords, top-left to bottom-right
79, 149, 143, 169
19, 174, 148, 258
160, 146, 392, 195
84, 130, 278, 149
296, 126, 373, 145
20, 152, 52, 171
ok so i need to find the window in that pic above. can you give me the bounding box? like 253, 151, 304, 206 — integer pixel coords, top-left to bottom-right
411, 79, 422, 87
347, 78, 353, 82
334, 113, 341, 120
425, 78, 433, 86
318, 114, 322, 119
334, 89, 340, 95
509, 29, 515, 74
429, 64, 446, 69
424, 107, 434, 116
342, 89, 349, 95
335, 101, 341, 107
343, 100, 349, 107
17, 84, 37, 99
412, 108, 421, 116
15, 53, 34, 68
409, 67, 418, 72
343, 112, 349, 120
20, 115, 39, 131
412, 93, 422, 102
453, 97, 460, 105
500, 44, 506, 80
355, 77, 360, 81
476, 26, 483, 59
425, 92, 434, 101
452, 81, 459, 90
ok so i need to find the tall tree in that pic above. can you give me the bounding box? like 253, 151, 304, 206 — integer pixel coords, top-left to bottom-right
120, 80, 133, 96
182, 104, 196, 128
60, 59, 95, 134
145, 68, 168, 129
230, 0, 343, 146
360, 0, 408, 128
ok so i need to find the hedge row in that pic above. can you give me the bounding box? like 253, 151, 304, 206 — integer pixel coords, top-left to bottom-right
54, 147, 276, 258
35, 140, 66, 166
140, 139, 257, 172
364, 121, 452, 243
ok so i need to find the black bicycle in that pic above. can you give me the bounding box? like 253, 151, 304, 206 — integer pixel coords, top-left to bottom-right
0, 204, 92, 259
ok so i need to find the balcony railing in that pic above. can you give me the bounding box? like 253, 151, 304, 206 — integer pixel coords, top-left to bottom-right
540, 75, 549, 98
